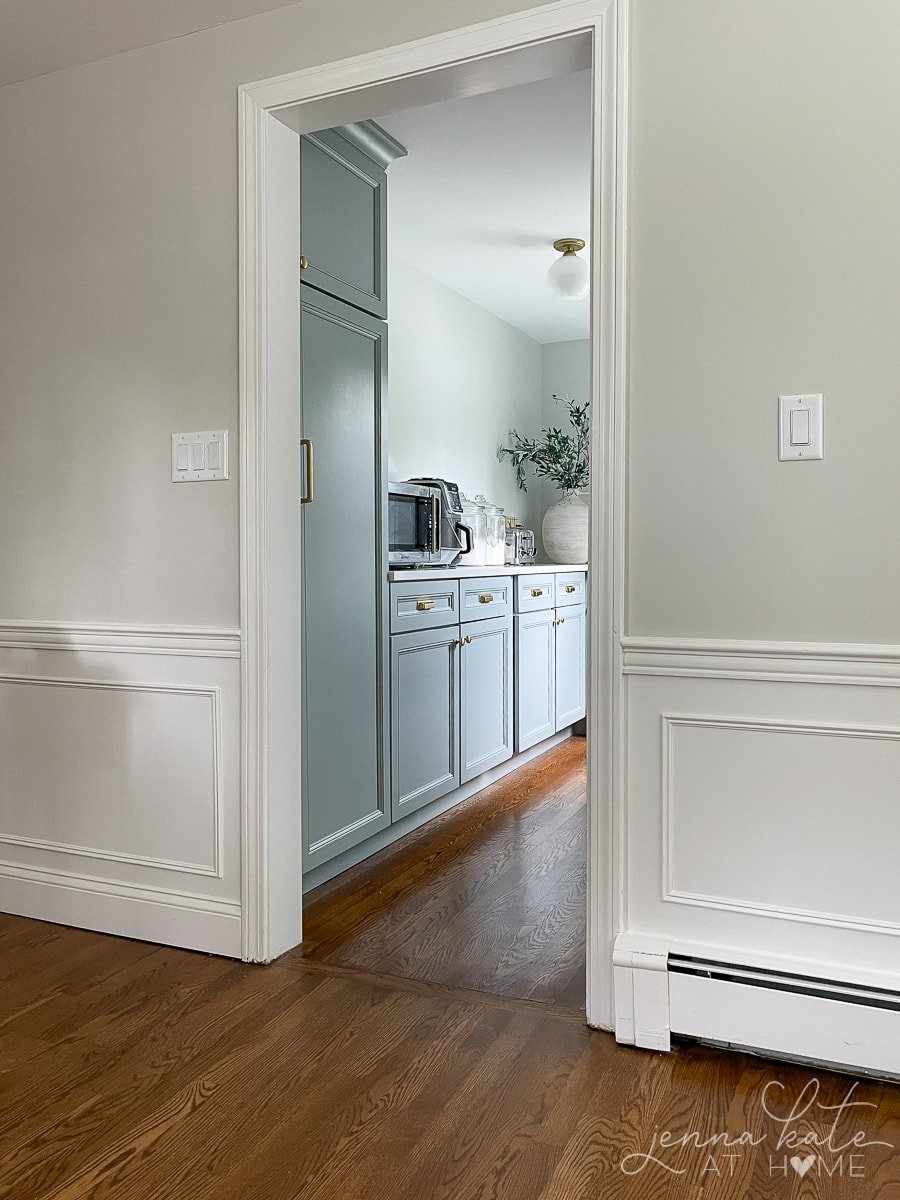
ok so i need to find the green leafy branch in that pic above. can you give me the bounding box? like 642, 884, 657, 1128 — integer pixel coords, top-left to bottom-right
497, 394, 590, 494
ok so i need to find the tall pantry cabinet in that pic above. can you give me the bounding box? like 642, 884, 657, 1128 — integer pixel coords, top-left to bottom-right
298, 124, 406, 871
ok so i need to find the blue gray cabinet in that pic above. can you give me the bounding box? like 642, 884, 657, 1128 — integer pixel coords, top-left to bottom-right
391, 625, 460, 820
301, 288, 389, 869
554, 604, 587, 730
460, 613, 514, 782
300, 123, 405, 319
514, 607, 557, 751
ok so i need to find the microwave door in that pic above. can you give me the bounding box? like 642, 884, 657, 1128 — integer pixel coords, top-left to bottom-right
389, 492, 437, 561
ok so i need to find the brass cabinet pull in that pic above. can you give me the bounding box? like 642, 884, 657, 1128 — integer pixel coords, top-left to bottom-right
565, 584, 577, 593
531, 588, 543, 598
465, 635, 472, 644
478, 593, 494, 604
300, 438, 314, 504
416, 599, 435, 612
558, 616, 566, 625
299, 255, 309, 270
456, 635, 472, 647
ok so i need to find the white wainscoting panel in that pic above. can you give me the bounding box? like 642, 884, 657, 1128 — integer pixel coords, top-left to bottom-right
623, 638, 900, 993
0, 624, 241, 956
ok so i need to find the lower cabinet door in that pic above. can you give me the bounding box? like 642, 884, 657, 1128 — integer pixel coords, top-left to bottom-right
391, 626, 460, 820
515, 609, 556, 752
555, 605, 587, 730
460, 614, 513, 783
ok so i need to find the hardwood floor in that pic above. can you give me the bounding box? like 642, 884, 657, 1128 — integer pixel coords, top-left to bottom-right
1, 741, 898, 1197
0, 910, 898, 1198
300, 738, 587, 1009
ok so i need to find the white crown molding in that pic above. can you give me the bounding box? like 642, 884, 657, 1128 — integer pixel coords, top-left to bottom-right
0, 621, 241, 657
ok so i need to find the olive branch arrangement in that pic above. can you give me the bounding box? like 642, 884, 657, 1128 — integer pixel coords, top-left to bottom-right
497, 394, 590, 494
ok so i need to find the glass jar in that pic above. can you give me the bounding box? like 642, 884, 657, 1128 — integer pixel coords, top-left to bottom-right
479, 496, 505, 566
459, 495, 487, 565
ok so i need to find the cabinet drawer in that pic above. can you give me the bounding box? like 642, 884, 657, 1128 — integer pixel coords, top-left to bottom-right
555, 571, 587, 608
459, 576, 512, 623
390, 580, 459, 633
515, 574, 556, 613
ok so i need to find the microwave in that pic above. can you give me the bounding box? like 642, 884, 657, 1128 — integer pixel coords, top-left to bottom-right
388, 479, 472, 568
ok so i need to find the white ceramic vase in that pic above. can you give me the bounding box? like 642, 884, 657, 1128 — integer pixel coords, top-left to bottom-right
542, 493, 589, 564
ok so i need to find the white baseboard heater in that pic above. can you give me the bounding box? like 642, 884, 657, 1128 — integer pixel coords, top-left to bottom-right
614, 936, 900, 1078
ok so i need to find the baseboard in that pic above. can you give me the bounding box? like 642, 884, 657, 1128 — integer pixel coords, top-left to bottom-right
302, 730, 574, 893
0, 859, 242, 956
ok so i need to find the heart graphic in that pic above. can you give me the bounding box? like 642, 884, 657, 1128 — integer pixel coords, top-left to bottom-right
790, 1155, 816, 1178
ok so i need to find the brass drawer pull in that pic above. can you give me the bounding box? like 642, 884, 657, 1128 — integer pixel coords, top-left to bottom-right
456, 635, 472, 646
478, 593, 494, 604
565, 584, 577, 594
416, 599, 436, 612
558, 616, 566, 625
531, 588, 543, 598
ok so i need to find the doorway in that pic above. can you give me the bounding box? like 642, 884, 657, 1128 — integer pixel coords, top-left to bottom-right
238, 0, 626, 1032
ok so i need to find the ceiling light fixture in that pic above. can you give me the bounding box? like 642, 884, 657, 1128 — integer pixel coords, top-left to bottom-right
546, 237, 589, 301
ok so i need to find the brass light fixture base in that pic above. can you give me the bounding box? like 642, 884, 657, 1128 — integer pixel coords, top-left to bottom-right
552, 237, 586, 255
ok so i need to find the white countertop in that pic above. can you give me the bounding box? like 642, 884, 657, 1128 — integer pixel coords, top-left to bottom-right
388, 563, 587, 582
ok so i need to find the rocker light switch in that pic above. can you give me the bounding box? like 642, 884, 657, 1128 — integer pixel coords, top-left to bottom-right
779, 394, 823, 461
172, 431, 229, 481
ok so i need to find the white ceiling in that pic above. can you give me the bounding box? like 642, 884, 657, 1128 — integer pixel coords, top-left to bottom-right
0, 0, 301, 87
383, 70, 592, 345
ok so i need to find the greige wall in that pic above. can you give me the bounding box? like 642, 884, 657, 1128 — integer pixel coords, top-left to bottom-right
627, 0, 900, 643
0, 0, 547, 627
3, 0, 899, 644
388, 257, 543, 533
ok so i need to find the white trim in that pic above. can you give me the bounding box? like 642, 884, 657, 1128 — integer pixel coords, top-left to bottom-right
612, 934, 671, 1049
623, 636, 900, 686
660, 712, 900, 938
623, 635, 900, 661
238, 0, 628, 1005
0, 674, 225, 879
0, 620, 240, 657
0, 858, 241, 957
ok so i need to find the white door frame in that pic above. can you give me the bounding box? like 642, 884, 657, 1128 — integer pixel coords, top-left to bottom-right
237, 0, 629, 1030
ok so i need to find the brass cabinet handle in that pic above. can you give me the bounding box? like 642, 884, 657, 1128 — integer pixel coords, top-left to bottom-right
456, 635, 472, 647
478, 593, 494, 604
300, 438, 314, 504
416, 599, 435, 612
531, 588, 543, 598
299, 255, 309, 270
465, 634, 472, 644
558, 616, 566, 625
565, 584, 577, 593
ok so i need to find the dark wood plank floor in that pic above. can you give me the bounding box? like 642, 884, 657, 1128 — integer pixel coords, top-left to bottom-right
1, 739, 898, 1198
300, 738, 587, 1009
0, 911, 898, 1199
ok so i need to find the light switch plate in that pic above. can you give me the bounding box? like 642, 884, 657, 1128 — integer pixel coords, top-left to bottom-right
172, 431, 229, 481
779, 394, 823, 461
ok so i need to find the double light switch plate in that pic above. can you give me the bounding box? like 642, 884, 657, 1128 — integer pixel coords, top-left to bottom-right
779, 394, 823, 461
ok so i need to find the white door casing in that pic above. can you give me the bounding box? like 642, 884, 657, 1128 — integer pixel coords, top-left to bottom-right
237, 0, 629, 1031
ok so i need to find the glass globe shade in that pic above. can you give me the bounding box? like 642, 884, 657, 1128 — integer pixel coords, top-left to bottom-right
546, 251, 589, 300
